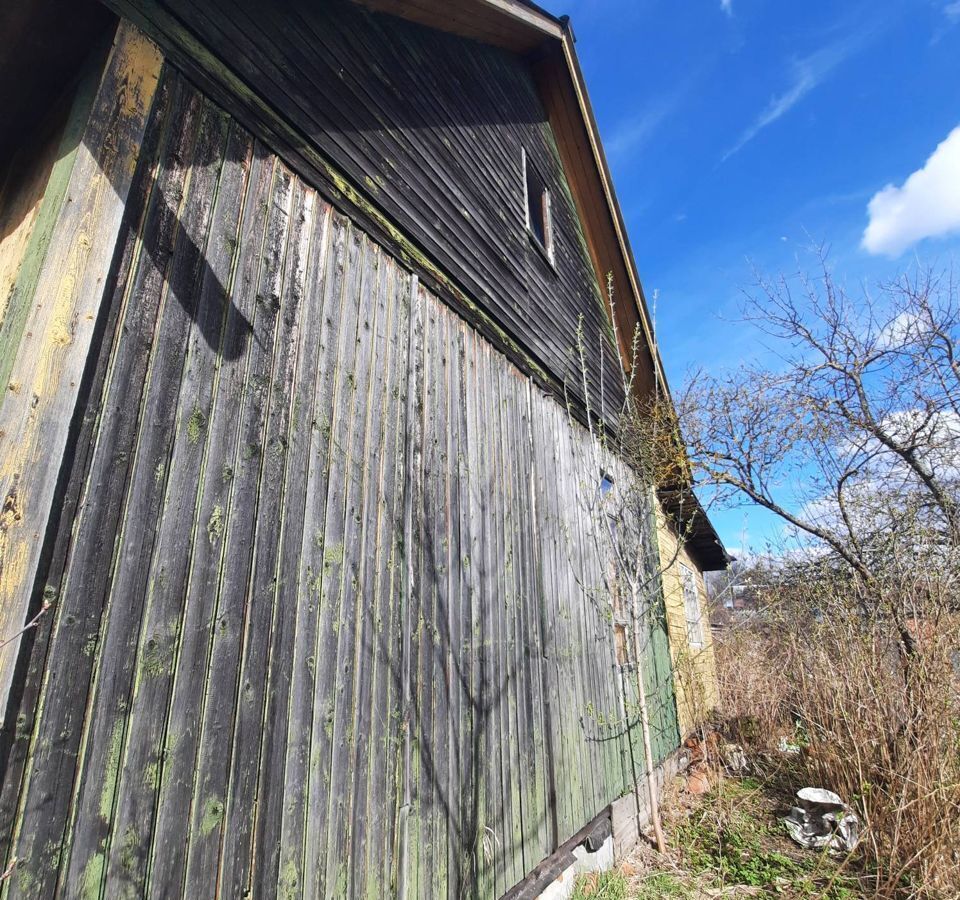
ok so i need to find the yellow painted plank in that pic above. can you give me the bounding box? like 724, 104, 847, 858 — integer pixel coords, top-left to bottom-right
0, 181, 45, 331
0, 21, 163, 724
655, 503, 718, 735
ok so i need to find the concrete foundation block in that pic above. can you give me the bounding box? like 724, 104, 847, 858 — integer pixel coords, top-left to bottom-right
573, 834, 614, 874
611, 753, 683, 860
536, 862, 578, 900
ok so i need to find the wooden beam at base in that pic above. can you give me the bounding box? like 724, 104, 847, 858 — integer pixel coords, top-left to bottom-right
0, 21, 163, 727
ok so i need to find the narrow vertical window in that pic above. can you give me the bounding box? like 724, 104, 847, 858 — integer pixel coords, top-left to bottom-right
522, 148, 554, 264
599, 472, 615, 498
680, 563, 704, 649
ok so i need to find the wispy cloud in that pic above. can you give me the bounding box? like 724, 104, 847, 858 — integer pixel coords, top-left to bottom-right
604, 78, 695, 163
721, 0, 733, 16
605, 105, 673, 162
721, 30, 874, 162
946, 1, 960, 23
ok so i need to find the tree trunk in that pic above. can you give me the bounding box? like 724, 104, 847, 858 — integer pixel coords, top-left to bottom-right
630, 580, 667, 854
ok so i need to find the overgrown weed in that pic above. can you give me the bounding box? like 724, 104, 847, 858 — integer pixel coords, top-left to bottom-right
715, 570, 960, 898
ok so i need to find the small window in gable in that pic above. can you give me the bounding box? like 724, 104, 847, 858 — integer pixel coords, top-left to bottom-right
680, 563, 705, 649
522, 148, 555, 265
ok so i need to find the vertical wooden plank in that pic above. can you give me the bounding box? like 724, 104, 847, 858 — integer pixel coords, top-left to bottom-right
507, 370, 530, 882
464, 319, 486, 900
476, 341, 506, 898
246, 184, 325, 897
143, 130, 263, 900
218, 169, 310, 900
486, 346, 519, 891
274, 204, 345, 900
61, 87, 224, 895
397, 275, 424, 900
495, 363, 529, 885
384, 268, 414, 900
429, 300, 452, 900
539, 403, 572, 840
319, 237, 382, 897
452, 319, 480, 900
510, 377, 550, 866
410, 291, 438, 900
354, 258, 410, 899
440, 309, 465, 900
3, 69, 191, 900
0, 24, 163, 723
301, 220, 364, 900
461, 329, 493, 898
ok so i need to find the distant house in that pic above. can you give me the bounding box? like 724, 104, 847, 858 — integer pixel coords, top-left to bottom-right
0, 0, 726, 896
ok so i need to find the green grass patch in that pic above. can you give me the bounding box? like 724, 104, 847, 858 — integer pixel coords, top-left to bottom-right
673, 779, 861, 899
571, 870, 629, 900
630, 873, 694, 898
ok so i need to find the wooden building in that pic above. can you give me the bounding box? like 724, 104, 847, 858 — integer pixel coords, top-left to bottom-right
0, 0, 727, 896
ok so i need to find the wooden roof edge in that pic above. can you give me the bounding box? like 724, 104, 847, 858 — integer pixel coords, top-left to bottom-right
555, 24, 729, 570
556, 24, 669, 401
352, 0, 562, 52
658, 485, 731, 572
481, 0, 564, 35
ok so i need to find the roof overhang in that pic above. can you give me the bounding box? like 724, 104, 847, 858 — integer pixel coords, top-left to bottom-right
355, 0, 728, 570
355, 0, 564, 52
0, 0, 116, 165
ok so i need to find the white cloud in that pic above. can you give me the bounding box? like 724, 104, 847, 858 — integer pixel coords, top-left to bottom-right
862, 126, 960, 257
876, 309, 921, 348
722, 38, 861, 161
946, 1, 960, 23
721, 0, 733, 16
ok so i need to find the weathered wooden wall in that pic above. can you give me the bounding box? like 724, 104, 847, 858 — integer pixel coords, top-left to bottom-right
0, 21, 163, 745
0, 67, 678, 899
101, 0, 624, 423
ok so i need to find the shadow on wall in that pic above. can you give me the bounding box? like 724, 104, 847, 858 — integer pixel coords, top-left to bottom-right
403, 510, 555, 894
0, 31, 259, 839
0, 11, 253, 362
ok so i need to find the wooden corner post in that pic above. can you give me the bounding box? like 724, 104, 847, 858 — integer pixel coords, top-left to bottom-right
0, 21, 163, 728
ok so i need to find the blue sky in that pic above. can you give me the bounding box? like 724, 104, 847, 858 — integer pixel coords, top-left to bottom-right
543, 0, 960, 552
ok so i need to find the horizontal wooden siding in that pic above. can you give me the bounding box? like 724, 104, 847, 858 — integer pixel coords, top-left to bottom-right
102, 0, 625, 425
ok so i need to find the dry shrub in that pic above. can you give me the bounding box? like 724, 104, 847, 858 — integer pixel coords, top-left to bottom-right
714, 561, 960, 898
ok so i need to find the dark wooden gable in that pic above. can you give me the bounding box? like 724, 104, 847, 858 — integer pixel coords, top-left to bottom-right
102, 0, 624, 421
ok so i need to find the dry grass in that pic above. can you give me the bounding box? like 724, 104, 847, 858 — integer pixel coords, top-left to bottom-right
714, 571, 960, 898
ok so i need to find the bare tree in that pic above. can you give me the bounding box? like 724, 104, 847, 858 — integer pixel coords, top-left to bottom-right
678, 252, 960, 652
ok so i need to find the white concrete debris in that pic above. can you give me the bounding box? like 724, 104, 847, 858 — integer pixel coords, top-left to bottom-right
784, 787, 860, 854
